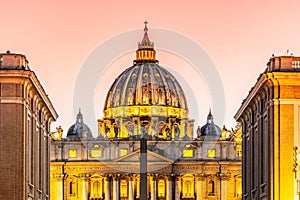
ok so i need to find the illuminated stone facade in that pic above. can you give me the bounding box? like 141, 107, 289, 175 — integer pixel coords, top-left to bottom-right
235, 55, 300, 200
50, 23, 242, 200
0, 52, 58, 199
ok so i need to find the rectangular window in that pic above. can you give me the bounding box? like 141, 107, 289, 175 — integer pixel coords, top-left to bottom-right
91, 150, 102, 158
69, 149, 77, 158
120, 149, 128, 157
207, 149, 215, 158
183, 149, 193, 157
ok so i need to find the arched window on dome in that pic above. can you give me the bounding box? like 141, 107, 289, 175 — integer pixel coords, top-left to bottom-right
142, 87, 149, 104
171, 90, 178, 107
114, 89, 121, 107
157, 87, 165, 105
127, 88, 134, 105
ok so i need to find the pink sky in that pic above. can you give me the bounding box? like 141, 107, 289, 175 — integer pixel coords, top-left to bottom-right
1, 0, 300, 134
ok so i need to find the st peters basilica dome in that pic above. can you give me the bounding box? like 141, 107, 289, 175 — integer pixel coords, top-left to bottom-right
104, 62, 187, 110
98, 22, 194, 140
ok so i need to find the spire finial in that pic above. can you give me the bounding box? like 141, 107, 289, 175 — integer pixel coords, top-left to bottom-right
77, 108, 83, 123
144, 21, 148, 33
136, 21, 156, 62
141, 21, 150, 44
207, 108, 213, 123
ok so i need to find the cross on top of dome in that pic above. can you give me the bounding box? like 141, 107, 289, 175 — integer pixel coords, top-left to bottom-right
207, 108, 213, 123
138, 21, 154, 50
144, 21, 148, 32
77, 108, 83, 123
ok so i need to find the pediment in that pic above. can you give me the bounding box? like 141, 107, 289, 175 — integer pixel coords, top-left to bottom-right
112, 149, 173, 164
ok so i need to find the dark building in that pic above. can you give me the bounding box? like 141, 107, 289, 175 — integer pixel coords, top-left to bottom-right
0, 52, 58, 199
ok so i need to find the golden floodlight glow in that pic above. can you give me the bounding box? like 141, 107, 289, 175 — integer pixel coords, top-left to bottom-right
69, 149, 77, 158
120, 149, 128, 157
207, 149, 215, 158
91, 150, 102, 158
183, 149, 193, 157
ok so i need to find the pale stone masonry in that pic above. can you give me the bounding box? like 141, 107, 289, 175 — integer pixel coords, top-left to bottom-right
0, 52, 58, 200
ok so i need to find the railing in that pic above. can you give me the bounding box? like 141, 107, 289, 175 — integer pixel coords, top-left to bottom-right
28, 183, 34, 198
260, 182, 266, 193
292, 60, 300, 68
44, 194, 49, 200
207, 192, 215, 197
69, 193, 77, 197
182, 193, 194, 198
251, 188, 257, 199
36, 189, 42, 200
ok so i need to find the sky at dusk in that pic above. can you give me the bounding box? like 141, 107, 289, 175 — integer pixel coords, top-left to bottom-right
1, 0, 300, 135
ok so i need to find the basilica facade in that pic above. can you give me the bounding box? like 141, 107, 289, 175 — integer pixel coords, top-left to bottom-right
50, 23, 242, 200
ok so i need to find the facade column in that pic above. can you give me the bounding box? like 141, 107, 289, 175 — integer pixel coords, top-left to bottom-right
166, 176, 173, 200
112, 174, 120, 200
196, 173, 205, 200
136, 177, 140, 199
52, 174, 64, 200
218, 173, 230, 200
175, 175, 181, 200
128, 175, 134, 200
79, 174, 89, 200
150, 174, 157, 200
105, 174, 111, 200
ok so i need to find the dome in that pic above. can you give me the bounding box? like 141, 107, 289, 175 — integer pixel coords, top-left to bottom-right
67, 109, 93, 139
200, 109, 221, 138
104, 21, 188, 119
104, 62, 188, 110
98, 22, 194, 140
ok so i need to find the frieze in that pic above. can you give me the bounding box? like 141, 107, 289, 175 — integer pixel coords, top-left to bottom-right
62, 165, 173, 173
57, 164, 228, 175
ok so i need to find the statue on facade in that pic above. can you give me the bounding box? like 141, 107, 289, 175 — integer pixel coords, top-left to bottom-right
114, 124, 119, 138
165, 127, 171, 140
174, 124, 180, 140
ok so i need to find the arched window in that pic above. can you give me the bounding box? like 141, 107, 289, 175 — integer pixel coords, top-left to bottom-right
120, 180, 128, 197
208, 180, 215, 196
158, 179, 165, 197
185, 180, 192, 194
93, 180, 101, 196
69, 181, 76, 196
90, 176, 103, 198
182, 175, 194, 198
235, 176, 242, 197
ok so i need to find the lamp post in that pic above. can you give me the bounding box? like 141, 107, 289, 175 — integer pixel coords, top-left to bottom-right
140, 124, 148, 200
